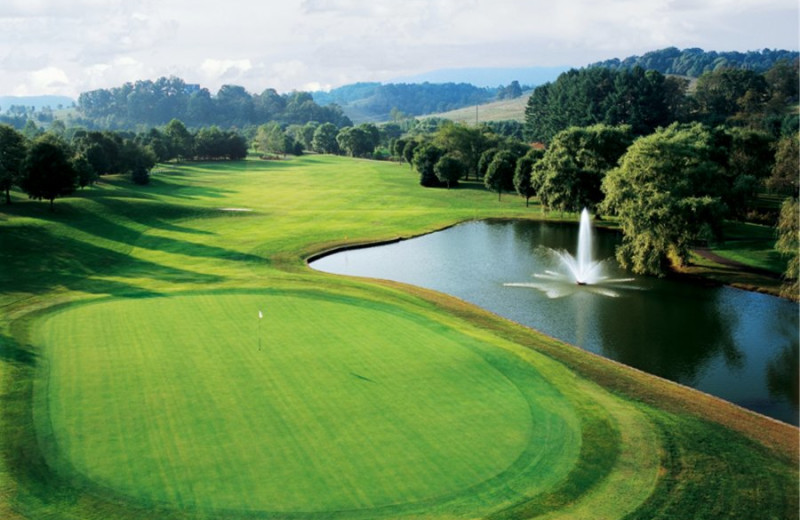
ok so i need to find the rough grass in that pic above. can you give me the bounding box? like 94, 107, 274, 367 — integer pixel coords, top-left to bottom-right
1, 154, 797, 519
422, 92, 531, 124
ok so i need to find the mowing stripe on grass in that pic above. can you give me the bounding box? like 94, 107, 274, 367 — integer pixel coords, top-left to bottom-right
33, 290, 581, 515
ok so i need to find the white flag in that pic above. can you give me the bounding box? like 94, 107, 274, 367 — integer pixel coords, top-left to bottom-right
258, 310, 263, 319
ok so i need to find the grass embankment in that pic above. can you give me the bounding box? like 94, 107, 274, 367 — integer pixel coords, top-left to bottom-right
1, 155, 797, 519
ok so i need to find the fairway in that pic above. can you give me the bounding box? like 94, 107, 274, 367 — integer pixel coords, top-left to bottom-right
1, 155, 797, 520
33, 290, 579, 514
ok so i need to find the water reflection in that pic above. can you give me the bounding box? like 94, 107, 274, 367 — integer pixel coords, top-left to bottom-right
310, 220, 799, 425
592, 283, 742, 386
767, 331, 799, 407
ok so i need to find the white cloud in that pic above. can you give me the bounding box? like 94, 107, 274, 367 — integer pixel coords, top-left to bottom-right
0, 0, 795, 97
198, 59, 255, 88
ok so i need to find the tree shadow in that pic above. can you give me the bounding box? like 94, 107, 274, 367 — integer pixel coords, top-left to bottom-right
0, 225, 222, 298
103, 174, 239, 202
0, 332, 36, 367
92, 197, 215, 236
28, 205, 265, 266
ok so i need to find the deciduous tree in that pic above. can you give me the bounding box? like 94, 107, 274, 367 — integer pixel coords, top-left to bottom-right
536, 125, 632, 214
513, 148, 544, 207
766, 135, 800, 197
601, 123, 727, 276
164, 119, 194, 161
434, 154, 464, 189
312, 123, 340, 154
20, 139, 77, 210
484, 151, 516, 201
412, 143, 444, 187
776, 197, 799, 299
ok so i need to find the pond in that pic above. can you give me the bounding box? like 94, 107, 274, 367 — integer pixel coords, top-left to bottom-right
310, 219, 799, 425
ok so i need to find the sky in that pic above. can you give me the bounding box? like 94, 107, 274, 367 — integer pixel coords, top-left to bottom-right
1, 0, 797, 98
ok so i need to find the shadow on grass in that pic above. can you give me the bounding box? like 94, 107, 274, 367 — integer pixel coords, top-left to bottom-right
92, 197, 215, 236
25, 202, 265, 267
0, 332, 36, 367
0, 225, 221, 298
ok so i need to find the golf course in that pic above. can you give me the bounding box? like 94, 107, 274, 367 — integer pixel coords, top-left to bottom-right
1, 154, 797, 519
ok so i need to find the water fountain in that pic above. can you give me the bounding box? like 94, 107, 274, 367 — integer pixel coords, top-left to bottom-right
504, 208, 635, 298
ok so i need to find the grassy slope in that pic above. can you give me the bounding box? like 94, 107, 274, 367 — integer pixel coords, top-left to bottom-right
0, 155, 797, 519
421, 93, 531, 124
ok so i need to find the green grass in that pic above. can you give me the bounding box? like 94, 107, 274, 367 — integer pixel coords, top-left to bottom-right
33, 290, 579, 514
1, 154, 797, 519
712, 221, 787, 274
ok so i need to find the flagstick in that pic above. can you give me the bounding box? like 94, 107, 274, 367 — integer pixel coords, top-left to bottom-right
258, 310, 263, 351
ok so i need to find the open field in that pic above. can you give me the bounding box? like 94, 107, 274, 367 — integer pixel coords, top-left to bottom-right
422, 92, 531, 124
1, 155, 797, 519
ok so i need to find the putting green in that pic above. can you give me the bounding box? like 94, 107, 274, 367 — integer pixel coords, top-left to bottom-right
33, 290, 581, 515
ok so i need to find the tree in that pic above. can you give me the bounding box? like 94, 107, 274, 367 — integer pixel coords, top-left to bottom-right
434, 123, 488, 180
497, 80, 523, 100
71, 130, 123, 175
401, 140, 419, 168
693, 68, 768, 126
255, 122, 288, 156
766, 136, 800, 197
720, 127, 775, 219
477, 148, 499, 179
120, 140, 157, 185
312, 123, 340, 154
164, 119, 194, 161
536, 125, 633, 214
513, 148, 544, 207
776, 198, 799, 299
434, 154, 464, 189
22, 119, 41, 140
20, 139, 78, 210
412, 143, 444, 187
336, 126, 377, 158
600, 123, 727, 276
0, 124, 27, 204
72, 154, 97, 188
215, 84, 254, 126
484, 151, 516, 201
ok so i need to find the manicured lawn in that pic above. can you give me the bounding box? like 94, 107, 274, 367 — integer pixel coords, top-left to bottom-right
1, 155, 797, 519
33, 290, 580, 513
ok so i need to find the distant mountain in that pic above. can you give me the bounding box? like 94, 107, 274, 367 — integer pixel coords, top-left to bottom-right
0, 95, 75, 111
310, 66, 569, 123
312, 82, 496, 123
390, 66, 571, 88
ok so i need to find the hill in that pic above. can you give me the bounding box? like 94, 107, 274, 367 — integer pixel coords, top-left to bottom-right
421, 90, 531, 124
589, 47, 799, 77
390, 65, 570, 87
312, 82, 496, 123
311, 67, 569, 123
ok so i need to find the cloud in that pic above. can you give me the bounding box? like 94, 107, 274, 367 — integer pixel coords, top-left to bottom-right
200, 59, 254, 84
0, 0, 796, 97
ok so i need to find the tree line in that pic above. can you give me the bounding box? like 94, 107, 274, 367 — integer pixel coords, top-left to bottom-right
523, 59, 798, 143
0, 119, 251, 210
76, 77, 352, 129
590, 47, 799, 78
